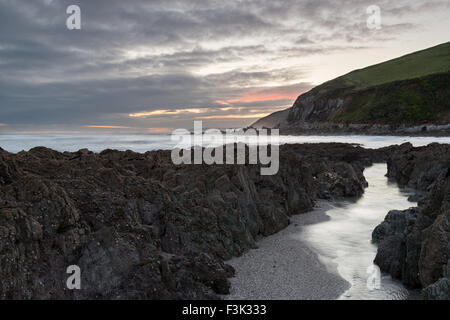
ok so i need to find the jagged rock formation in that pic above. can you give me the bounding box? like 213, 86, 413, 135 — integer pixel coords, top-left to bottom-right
0, 143, 373, 299
372, 143, 450, 299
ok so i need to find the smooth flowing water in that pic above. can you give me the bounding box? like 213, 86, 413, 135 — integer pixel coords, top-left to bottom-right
300, 163, 416, 299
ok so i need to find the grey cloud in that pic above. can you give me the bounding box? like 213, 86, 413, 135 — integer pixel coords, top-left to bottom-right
0, 0, 446, 130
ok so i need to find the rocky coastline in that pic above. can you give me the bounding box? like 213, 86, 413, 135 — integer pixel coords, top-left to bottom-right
252, 110, 450, 136
279, 122, 450, 137
0, 142, 448, 299
372, 143, 450, 299
0, 143, 376, 299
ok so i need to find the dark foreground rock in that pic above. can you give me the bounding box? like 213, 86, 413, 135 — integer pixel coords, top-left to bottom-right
372, 143, 450, 299
0, 143, 373, 299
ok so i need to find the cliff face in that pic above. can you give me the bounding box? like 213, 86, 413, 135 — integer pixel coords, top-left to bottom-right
252, 42, 450, 134
372, 143, 450, 299
288, 94, 344, 123
286, 72, 450, 127
0, 144, 373, 299
251, 108, 290, 129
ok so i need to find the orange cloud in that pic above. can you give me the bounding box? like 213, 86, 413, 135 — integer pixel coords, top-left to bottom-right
0, 123, 7, 127
85, 125, 132, 129
147, 127, 172, 133
227, 93, 296, 103
129, 108, 207, 118
218, 85, 302, 104
197, 113, 270, 120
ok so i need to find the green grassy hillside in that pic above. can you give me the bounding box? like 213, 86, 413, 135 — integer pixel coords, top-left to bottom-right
312, 42, 450, 96
288, 42, 450, 125
333, 72, 450, 124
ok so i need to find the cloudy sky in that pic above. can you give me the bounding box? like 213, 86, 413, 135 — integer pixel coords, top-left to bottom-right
0, 0, 449, 133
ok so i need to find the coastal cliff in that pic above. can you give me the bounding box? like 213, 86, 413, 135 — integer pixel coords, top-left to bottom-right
287, 72, 450, 125
252, 42, 450, 135
0, 143, 373, 299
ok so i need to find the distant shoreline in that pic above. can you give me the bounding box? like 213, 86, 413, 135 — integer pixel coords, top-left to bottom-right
278, 123, 450, 137
279, 131, 450, 137
253, 122, 450, 137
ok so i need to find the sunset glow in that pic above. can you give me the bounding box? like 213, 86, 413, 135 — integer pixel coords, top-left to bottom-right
129, 108, 207, 118
197, 113, 270, 120
85, 125, 132, 129
226, 93, 299, 104
147, 127, 173, 133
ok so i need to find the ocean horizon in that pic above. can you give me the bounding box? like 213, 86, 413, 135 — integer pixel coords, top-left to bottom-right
1, 133, 449, 154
